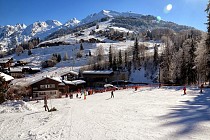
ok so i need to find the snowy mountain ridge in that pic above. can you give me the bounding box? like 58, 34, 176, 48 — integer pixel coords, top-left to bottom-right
0, 10, 194, 52
0, 24, 26, 39
80, 10, 143, 25
21, 20, 63, 39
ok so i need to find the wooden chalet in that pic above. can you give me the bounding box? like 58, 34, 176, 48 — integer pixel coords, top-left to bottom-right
60, 71, 79, 81
22, 67, 41, 74
0, 72, 14, 89
29, 67, 41, 74
9, 68, 24, 78
82, 70, 114, 87
0, 57, 13, 69
28, 76, 86, 99
30, 76, 64, 99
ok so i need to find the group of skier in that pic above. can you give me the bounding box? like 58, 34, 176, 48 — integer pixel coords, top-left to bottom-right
183, 83, 204, 95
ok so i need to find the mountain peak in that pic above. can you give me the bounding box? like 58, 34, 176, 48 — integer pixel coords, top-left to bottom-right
45, 20, 62, 27
80, 10, 144, 25
15, 23, 27, 29
80, 10, 119, 24
99, 10, 121, 17
64, 18, 80, 28
100, 10, 111, 15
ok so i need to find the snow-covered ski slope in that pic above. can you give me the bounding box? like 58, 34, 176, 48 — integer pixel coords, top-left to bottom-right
0, 87, 209, 140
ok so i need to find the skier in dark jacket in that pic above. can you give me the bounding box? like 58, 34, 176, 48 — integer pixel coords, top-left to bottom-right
111, 91, 114, 98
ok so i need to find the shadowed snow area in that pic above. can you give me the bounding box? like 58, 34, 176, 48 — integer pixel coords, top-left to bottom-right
0, 87, 209, 140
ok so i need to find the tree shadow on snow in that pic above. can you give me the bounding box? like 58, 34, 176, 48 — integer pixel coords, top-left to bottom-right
159, 89, 210, 136
161, 86, 183, 91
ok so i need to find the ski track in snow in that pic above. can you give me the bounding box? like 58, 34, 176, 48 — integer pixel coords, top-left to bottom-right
0, 87, 210, 140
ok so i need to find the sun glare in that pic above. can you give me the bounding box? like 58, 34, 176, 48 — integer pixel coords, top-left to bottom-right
164, 4, 173, 13
166, 4, 173, 11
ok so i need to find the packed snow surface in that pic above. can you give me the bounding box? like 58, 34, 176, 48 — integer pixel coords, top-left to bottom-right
0, 100, 37, 113
0, 87, 210, 140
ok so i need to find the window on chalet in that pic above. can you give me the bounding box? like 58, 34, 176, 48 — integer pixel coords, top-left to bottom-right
50, 91, 56, 95
39, 92, 46, 95
33, 87, 38, 90
40, 84, 55, 89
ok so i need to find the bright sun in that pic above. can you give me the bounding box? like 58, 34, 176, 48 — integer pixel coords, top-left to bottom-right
166, 4, 173, 11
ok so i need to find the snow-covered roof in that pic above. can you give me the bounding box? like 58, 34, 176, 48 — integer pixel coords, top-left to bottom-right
0, 72, 14, 82
58, 82, 65, 86
9, 68, 22, 73
60, 71, 79, 76
104, 84, 114, 88
82, 70, 113, 75
0, 56, 13, 63
29, 76, 62, 85
0, 59, 10, 64
63, 80, 74, 85
51, 77, 62, 83
30, 67, 41, 71
63, 80, 86, 85
22, 66, 30, 68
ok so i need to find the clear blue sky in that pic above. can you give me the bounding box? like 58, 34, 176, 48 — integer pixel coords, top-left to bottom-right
0, 0, 208, 31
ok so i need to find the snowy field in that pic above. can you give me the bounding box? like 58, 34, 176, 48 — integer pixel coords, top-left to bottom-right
0, 87, 210, 140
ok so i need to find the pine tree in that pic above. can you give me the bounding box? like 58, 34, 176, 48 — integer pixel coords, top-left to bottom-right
57, 54, 61, 62
205, 1, 210, 84
153, 44, 159, 70
133, 38, 139, 63
180, 50, 187, 84
118, 50, 122, 66
195, 35, 207, 83
133, 38, 139, 69
28, 50, 32, 55
113, 55, 117, 71
28, 42, 34, 50
127, 61, 132, 76
139, 44, 146, 62
96, 46, 104, 62
80, 43, 84, 50
187, 39, 197, 84
124, 51, 128, 67
96, 24, 99, 29
109, 45, 113, 68
161, 36, 172, 83
0, 76, 6, 104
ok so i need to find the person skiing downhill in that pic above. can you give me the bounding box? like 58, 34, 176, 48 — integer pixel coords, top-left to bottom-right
200, 84, 204, 93
183, 86, 186, 95
84, 91, 87, 100
111, 90, 114, 98
135, 86, 138, 91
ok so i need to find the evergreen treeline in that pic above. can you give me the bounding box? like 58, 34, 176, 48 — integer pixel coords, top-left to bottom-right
87, 27, 208, 85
